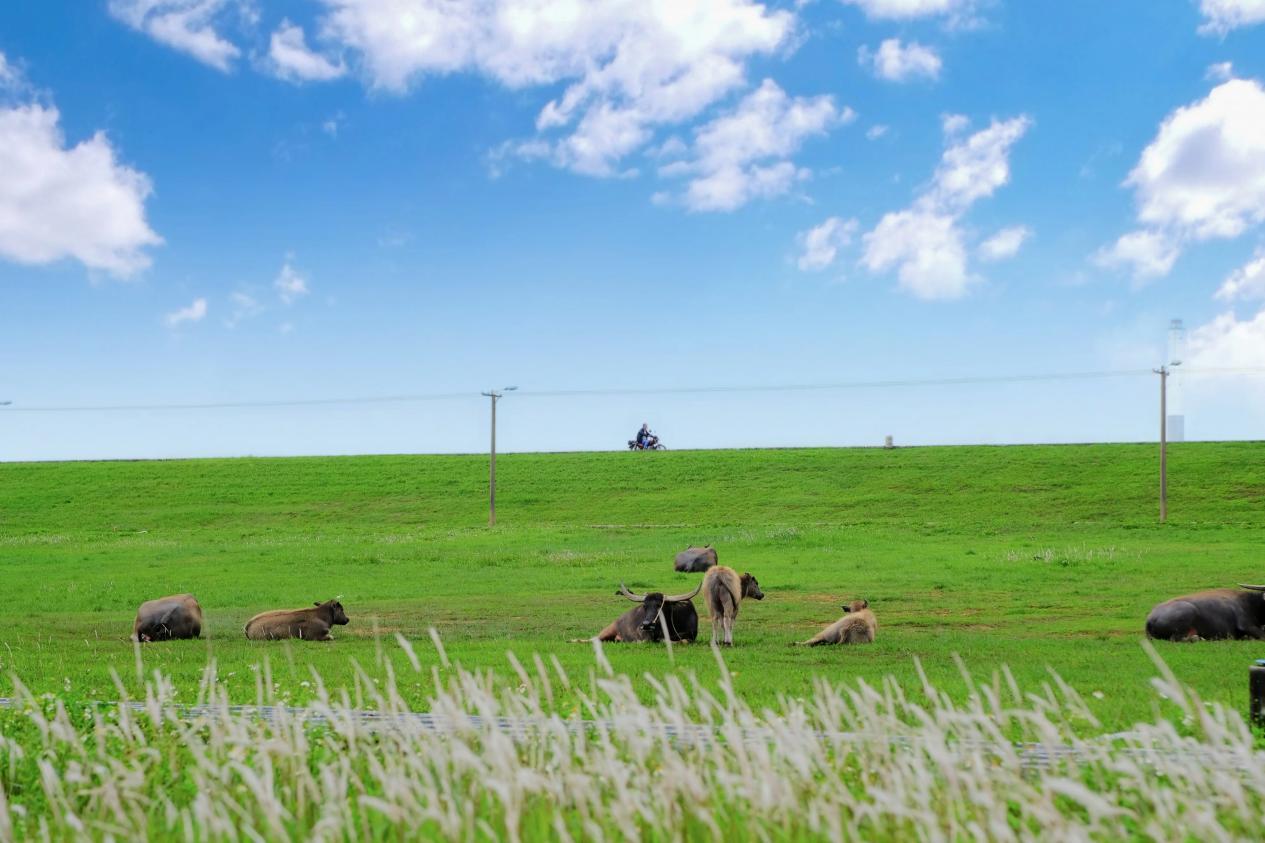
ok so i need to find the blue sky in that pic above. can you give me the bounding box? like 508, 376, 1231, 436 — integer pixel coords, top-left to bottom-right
2, 0, 1265, 460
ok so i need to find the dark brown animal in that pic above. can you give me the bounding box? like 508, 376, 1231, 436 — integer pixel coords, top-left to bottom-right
578, 582, 702, 643
702, 565, 764, 646
244, 599, 349, 641
133, 594, 203, 642
1145, 585, 1265, 641
674, 545, 718, 573
798, 599, 877, 646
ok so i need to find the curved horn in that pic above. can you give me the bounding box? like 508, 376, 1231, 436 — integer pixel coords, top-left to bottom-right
618, 583, 646, 602
664, 581, 703, 603
1238, 583, 1265, 591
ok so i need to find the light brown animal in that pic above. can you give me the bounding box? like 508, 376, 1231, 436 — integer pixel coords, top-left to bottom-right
133, 594, 203, 642
244, 599, 349, 641
798, 599, 876, 646
702, 565, 764, 646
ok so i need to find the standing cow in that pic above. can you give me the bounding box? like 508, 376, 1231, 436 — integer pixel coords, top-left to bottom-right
245, 599, 349, 641
702, 565, 764, 646
674, 545, 718, 573
578, 582, 702, 642
1145, 585, 1265, 641
797, 599, 877, 646
133, 594, 204, 642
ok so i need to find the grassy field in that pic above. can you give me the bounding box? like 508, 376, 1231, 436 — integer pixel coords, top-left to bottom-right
1, 442, 1263, 731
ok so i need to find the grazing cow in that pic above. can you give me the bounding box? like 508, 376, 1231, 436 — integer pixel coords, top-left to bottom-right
797, 600, 877, 646
577, 582, 702, 643
133, 594, 203, 642
702, 565, 764, 646
674, 545, 718, 573
1145, 585, 1265, 641
245, 599, 349, 641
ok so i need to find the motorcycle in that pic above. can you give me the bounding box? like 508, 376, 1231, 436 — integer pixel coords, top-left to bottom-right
628, 434, 665, 451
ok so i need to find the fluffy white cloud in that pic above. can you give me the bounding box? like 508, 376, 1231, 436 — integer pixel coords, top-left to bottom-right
660, 79, 848, 211
796, 216, 859, 271
841, 0, 972, 19
1187, 307, 1265, 369
269, 20, 346, 82
1215, 247, 1265, 300
320, 0, 793, 176
860, 116, 1030, 299
165, 297, 207, 327
858, 39, 942, 82
1092, 229, 1179, 281
1198, 0, 1265, 35
866, 124, 889, 140
108, 0, 242, 71
1206, 61, 1234, 81
275, 259, 310, 304
1098, 78, 1265, 279
978, 225, 1031, 261
0, 97, 161, 277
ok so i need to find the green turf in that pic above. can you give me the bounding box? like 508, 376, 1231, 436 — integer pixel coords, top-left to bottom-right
1, 443, 1262, 731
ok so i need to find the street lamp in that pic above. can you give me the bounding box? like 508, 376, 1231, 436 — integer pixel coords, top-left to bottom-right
481, 387, 517, 526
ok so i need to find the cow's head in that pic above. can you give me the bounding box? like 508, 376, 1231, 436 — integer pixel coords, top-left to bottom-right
619, 581, 703, 632
316, 599, 350, 625
842, 599, 869, 613
740, 573, 764, 601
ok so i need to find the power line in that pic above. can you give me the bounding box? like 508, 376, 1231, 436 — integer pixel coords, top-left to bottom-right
0, 367, 1260, 414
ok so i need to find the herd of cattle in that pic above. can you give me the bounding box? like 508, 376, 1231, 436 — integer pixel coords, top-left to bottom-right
131, 543, 1265, 646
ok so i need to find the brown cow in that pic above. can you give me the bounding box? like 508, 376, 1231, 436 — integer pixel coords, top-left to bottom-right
244, 599, 349, 641
797, 600, 877, 646
133, 594, 203, 642
702, 565, 763, 646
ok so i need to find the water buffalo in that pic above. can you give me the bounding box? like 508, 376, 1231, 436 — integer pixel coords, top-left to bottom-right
579, 582, 702, 643
1145, 585, 1265, 641
133, 594, 203, 642
674, 545, 718, 573
797, 599, 877, 646
702, 565, 764, 646
245, 599, 349, 641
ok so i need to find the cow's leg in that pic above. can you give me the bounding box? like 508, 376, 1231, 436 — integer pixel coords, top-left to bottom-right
1241, 623, 1265, 640
594, 623, 619, 642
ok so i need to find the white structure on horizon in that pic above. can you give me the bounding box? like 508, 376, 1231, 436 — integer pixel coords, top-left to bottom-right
1168, 318, 1186, 442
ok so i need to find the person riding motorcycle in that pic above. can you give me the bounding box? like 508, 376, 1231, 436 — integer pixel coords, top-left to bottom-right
635, 423, 652, 449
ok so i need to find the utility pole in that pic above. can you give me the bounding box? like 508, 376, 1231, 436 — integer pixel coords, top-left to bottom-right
1153, 360, 1180, 523
480, 387, 516, 526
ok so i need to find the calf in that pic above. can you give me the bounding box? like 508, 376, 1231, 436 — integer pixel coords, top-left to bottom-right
798, 599, 877, 646
245, 599, 349, 641
702, 565, 764, 646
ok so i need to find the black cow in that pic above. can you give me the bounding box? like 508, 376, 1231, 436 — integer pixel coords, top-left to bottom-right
674, 545, 718, 573
579, 582, 701, 643
1145, 585, 1265, 641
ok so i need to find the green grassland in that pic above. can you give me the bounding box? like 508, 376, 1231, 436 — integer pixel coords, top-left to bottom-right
1, 442, 1262, 731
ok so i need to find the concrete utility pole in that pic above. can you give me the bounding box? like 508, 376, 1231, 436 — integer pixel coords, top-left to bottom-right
481, 387, 516, 526
1153, 361, 1180, 522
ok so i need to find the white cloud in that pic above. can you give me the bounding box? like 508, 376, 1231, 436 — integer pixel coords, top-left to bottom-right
108, 0, 242, 71
841, 0, 973, 19
321, 0, 793, 177
275, 259, 310, 304
226, 290, 263, 327
978, 225, 1031, 261
860, 116, 1031, 299
1187, 307, 1265, 370
941, 112, 969, 135
0, 52, 17, 88
866, 124, 889, 140
1206, 61, 1234, 81
858, 39, 941, 82
1098, 78, 1265, 278
165, 297, 207, 327
268, 20, 346, 82
0, 100, 161, 277
1215, 247, 1265, 300
1198, 0, 1265, 35
1092, 229, 1179, 281
660, 78, 848, 211
796, 216, 859, 271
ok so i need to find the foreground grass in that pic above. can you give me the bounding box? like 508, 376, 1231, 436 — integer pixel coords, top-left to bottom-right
0, 443, 1263, 731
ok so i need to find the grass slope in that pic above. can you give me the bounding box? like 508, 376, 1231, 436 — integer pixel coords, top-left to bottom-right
1, 442, 1262, 730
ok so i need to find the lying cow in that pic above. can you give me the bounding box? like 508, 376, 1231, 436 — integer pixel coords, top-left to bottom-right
1146, 585, 1265, 641
245, 599, 349, 641
133, 594, 203, 642
674, 545, 718, 573
577, 582, 702, 643
702, 565, 764, 646
797, 599, 876, 646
